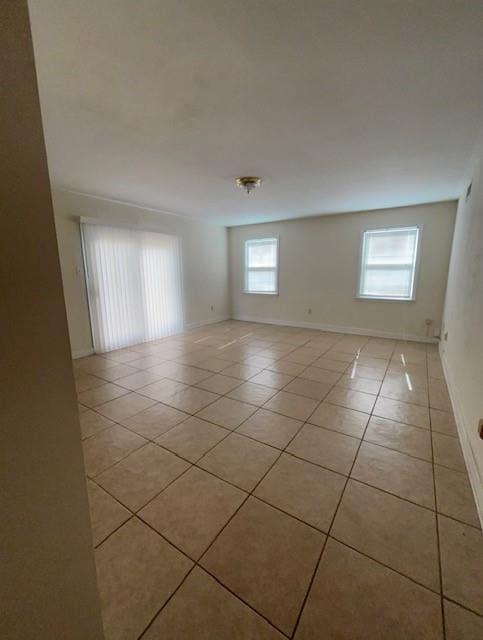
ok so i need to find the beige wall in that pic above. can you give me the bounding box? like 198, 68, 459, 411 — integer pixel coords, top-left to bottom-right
53, 189, 230, 357
229, 201, 456, 341
0, 3, 103, 638
441, 136, 483, 519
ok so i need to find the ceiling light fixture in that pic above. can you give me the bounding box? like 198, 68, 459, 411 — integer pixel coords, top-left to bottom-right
236, 176, 262, 195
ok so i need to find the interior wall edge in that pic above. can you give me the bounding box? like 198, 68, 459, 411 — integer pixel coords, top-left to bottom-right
229, 201, 456, 341
52, 188, 230, 356
231, 314, 439, 344
1, 1, 104, 636
440, 349, 483, 527
184, 316, 232, 331
72, 318, 232, 358
72, 348, 96, 359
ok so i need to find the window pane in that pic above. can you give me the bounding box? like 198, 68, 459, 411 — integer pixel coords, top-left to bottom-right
361, 267, 413, 298
360, 227, 419, 299
247, 269, 276, 292
365, 228, 418, 266
247, 239, 277, 268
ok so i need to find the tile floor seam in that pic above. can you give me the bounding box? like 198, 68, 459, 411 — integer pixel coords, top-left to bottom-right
133, 451, 347, 540
82, 325, 477, 639
92, 512, 136, 549
134, 398, 313, 640
185, 412, 314, 498
325, 533, 442, 596
428, 352, 448, 640
91, 379, 315, 545
229, 426, 299, 453
84, 435, 148, 480
83, 366, 273, 472
368, 414, 439, 435
304, 420, 367, 442
246, 493, 333, 536
91, 406, 253, 522
289, 341, 394, 638
346, 476, 437, 514
90, 464, 195, 543
356, 435, 434, 464
183, 404, 314, 636
280, 449, 352, 480
82, 336, 370, 422
136, 420, 252, 509
440, 596, 483, 620
87, 347, 306, 425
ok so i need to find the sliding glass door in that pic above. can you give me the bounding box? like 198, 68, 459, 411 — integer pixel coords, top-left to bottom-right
81, 223, 183, 352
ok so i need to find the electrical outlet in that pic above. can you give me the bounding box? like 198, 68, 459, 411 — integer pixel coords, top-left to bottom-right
479, 419, 483, 439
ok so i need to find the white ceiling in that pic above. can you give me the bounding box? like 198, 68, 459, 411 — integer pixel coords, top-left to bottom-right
29, 1, 483, 226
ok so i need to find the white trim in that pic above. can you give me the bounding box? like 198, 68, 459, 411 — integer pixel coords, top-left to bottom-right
72, 347, 95, 359
184, 316, 231, 331
439, 349, 483, 528
244, 237, 279, 295
80, 215, 181, 237
73, 319, 231, 355
355, 295, 417, 304
357, 225, 422, 302
231, 314, 438, 343
57, 187, 221, 227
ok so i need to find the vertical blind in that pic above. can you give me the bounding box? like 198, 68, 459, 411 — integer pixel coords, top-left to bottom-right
81, 222, 183, 352
359, 226, 420, 300
245, 238, 279, 293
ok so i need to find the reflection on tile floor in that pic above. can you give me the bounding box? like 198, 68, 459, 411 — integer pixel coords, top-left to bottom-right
75, 320, 482, 639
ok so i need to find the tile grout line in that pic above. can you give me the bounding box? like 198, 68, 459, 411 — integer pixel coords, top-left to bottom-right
102, 329, 317, 640
86, 341, 477, 528
294, 340, 442, 632
132, 330, 348, 638
289, 336, 378, 638
82, 337, 392, 417
127, 360, 317, 519
428, 348, 448, 640
79, 325, 476, 637
92, 419, 478, 543
82, 339, 322, 483
83, 334, 468, 526
135, 384, 317, 639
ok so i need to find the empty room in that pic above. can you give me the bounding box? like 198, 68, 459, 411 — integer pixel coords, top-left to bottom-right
3, 1, 483, 639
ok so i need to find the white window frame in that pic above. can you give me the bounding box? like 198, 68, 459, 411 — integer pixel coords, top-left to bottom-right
244, 237, 279, 295
357, 225, 422, 302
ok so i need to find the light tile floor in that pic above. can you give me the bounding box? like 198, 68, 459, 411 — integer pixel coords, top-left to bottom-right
75, 320, 483, 640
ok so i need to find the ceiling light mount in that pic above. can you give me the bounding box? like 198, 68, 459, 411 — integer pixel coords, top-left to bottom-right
236, 176, 262, 195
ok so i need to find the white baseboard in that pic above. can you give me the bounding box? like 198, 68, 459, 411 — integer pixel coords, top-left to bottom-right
72, 318, 230, 356
184, 316, 231, 331
231, 314, 438, 343
440, 349, 483, 528
72, 347, 95, 359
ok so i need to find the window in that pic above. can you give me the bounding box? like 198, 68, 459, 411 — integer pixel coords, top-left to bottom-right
244, 237, 278, 294
81, 222, 183, 352
358, 226, 420, 301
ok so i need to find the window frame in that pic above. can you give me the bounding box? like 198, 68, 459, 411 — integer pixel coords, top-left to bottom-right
244, 236, 279, 295
356, 225, 422, 302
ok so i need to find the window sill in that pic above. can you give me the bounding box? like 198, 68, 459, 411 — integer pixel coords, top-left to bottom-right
356, 295, 416, 303
243, 291, 279, 296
